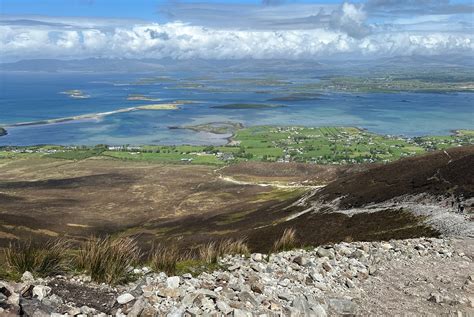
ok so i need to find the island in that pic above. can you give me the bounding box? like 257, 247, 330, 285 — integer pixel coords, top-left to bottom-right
268, 93, 323, 101
136, 104, 179, 110
172, 121, 244, 134
126, 94, 161, 102
0, 127, 7, 136
60, 90, 90, 99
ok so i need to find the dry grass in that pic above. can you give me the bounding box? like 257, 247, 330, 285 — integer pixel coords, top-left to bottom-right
4, 239, 69, 277
149, 243, 193, 275
197, 238, 250, 264
218, 238, 250, 256
149, 238, 250, 274
272, 228, 297, 252
75, 236, 141, 284
198, 241, 219, 264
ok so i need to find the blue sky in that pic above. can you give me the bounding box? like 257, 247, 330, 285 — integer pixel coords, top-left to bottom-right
1, 0, 375, 20
1, 0, 470, 20
0, 0, 473, 61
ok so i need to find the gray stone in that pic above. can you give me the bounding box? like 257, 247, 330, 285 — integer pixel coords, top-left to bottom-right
167, 305, 186, 317
278, 292, 293, 301
117, 293, 135, 305
238, 291, 259, 307
166, 276, 180, 289
350, 250, 365, 259
216, 300, 232, 314
316, 247, 334, 259
197, 289, 218, 299
19, 298, 53, 317
345, 279, 356, 288
292, 296, 311, 314
313, 281, 328, 291
311, 304, 327, 317
182, 273, 193, 279
250, 281, 264, 294
428, 293, 442, 304
182, 293, 199, 307
278, 278, 290, 287
21, 271, 34, 283
293, 255, 308, 267
328, 298, 357, 315
32, 285, 51, 301
322, 262, 333, 272
67, 307, 81, 315
127, 297, 146, 317
80, 305, 94, 315
228, 264, 240, 271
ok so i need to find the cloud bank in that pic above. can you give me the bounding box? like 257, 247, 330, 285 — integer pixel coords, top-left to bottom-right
0, 0, 473, 61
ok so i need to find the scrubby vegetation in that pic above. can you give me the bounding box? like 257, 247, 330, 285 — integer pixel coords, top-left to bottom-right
272, 228, 298, 252
150, 238, 250, 276
75, 236, 141, 285
4, 239, 69, 278
1, 237, 253, 284
150, 244, 188, 275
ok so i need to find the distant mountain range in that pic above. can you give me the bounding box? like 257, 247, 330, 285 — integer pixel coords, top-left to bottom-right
1, 55, 472, 73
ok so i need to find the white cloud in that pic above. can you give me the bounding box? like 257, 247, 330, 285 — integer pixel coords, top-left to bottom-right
0, 10, 472, 61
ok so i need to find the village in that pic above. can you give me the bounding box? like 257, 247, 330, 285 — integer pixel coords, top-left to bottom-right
0, 127, 472, 165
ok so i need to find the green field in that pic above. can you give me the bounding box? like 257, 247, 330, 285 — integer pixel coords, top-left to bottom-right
301, 74, 474, 93
0, 127, 472, 165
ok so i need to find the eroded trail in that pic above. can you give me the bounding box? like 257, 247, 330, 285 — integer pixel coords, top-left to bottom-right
217, 174, 325, 189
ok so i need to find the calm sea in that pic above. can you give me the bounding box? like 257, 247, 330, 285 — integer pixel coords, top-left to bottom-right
0, 71, 473, 146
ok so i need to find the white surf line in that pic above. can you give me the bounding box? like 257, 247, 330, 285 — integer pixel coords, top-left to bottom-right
1, 107, 138, 128
1, 105, 179, 128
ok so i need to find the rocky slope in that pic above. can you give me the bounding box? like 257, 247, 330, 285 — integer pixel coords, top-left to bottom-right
1, 237, 473, 316
240, 146, 474, 251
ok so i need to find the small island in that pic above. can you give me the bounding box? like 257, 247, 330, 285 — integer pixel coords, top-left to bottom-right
60, 90, 90, 99
269, 93, 323, 101
126, 94, 161, 102
136, 104, 179, 110
173, 121, 244, 134
0, 127, 7, 137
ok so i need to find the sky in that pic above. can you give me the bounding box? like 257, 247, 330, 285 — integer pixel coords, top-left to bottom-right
0, 0, 473, 61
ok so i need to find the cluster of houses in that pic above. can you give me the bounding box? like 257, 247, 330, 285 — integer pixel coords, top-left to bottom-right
263, 127, 434, 164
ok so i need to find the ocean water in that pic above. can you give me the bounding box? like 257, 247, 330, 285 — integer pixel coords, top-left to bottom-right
0, 71, 473, 146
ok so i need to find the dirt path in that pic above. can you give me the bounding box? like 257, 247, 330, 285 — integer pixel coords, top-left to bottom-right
217, 174, 325, 189
355, 238, 474, 316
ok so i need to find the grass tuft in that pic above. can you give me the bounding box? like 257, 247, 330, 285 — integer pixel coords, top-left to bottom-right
272, 228, 297, 252
75, 236, 140, 284
4, 239, 69, 277
218, 238, 250, 256
198, 241, 219, 264
149, 243, 194, 275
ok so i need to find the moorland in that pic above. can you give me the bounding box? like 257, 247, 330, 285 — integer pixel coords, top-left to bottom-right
0, 126, 472, 253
